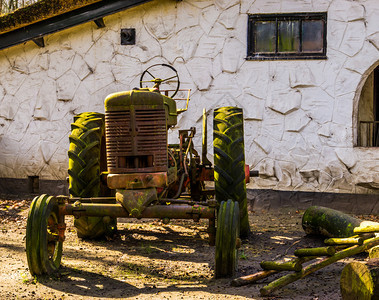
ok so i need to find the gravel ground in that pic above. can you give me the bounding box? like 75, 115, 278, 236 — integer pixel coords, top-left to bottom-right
1, 196, 377, 299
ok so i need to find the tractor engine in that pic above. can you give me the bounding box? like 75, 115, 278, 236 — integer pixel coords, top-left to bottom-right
104, 89, 179, 217
105, 89, 178, 186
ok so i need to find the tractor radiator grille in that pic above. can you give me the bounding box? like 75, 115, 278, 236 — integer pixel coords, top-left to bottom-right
105, 109, 167, 173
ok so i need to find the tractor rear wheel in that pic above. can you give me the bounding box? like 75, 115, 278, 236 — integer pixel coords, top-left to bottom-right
213, 106, 249, 238
215, 199, 240, 278
26, 194, 63, 275
68, 112, 116, 239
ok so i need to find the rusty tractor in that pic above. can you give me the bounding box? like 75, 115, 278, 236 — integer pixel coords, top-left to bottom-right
26, 64, 256, 278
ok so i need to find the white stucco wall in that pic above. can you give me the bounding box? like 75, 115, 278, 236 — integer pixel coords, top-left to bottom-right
0, 0, 378, 193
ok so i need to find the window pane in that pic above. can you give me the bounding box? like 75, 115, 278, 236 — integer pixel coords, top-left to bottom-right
247, 13, 327, 59
302, 20, 324, 52
255, 21, 276, 53
278, 21, 300, 52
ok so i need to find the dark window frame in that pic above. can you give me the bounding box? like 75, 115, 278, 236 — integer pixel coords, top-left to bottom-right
358, 66, 379, 147
247, 12, 327, 60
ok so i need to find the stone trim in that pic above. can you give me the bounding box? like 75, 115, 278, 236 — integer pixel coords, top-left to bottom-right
248, 189, 379, 215
0, 178, 68, 197
0, 178, 377, 215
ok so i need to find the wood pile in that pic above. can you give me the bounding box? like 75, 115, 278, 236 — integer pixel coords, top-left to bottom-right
231, 206, 379, 299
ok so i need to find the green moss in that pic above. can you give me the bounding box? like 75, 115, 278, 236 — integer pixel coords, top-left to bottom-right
0, 0, 101, 34
302, 206, 362, 238
341, 262, 375, 299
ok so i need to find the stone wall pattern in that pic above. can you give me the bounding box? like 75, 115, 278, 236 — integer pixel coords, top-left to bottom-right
0, 0, 378, 194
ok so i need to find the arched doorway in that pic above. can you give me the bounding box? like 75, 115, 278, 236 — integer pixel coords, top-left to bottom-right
357, 65, 379, 147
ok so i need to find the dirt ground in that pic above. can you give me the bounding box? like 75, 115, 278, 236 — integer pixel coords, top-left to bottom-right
1, 196, 378, 300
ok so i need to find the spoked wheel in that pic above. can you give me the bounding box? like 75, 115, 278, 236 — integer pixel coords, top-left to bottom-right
140, 64, 180, 98
26, 194, 63, 275
215, 199, 240, 278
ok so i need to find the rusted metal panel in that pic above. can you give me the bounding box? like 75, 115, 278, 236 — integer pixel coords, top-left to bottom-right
198, 167, 214, 181
105, 108, 167, 174
107, 172, 167, 189
245, 164, 250, 184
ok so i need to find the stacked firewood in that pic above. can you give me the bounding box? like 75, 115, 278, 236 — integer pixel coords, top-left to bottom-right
231, 206, 379, 299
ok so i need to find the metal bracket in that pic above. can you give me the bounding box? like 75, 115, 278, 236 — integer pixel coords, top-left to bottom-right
32, 37, 44, 47
116, 188, 157, 218
94, 18, 105, 28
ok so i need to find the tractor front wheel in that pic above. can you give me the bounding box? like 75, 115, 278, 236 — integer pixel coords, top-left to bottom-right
215, 199, 240, 278
26, 194, 63, 275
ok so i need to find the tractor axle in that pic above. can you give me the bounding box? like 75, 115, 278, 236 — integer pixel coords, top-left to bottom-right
60, 201, 216, 245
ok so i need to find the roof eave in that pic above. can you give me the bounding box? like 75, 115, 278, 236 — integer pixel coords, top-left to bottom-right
0, 0, 152, 51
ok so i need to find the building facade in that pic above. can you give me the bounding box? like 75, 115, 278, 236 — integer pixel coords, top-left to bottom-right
0, 0, 378, 197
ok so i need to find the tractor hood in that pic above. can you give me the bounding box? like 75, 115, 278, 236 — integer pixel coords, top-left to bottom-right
104, 89, 177, 126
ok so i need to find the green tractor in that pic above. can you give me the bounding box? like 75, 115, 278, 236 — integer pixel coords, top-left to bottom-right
26, 64, 255, 278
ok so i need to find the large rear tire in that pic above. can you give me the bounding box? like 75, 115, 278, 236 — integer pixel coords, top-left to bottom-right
68, 112, 116, 239
213, 107, 249, 238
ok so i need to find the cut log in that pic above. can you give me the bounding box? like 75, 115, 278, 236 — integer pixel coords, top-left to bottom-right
294, 246, 335, 257
302, 206, 379, 238
354, 224, 379, 234
260, 258, 303, 272
260, 256, 319, 272
302, 206, 362, 238
340, 259, 379, 300
369, 246, 379, 259
324, 237, 363, 246
231, 257, 317, 287
230, 270, 278, 287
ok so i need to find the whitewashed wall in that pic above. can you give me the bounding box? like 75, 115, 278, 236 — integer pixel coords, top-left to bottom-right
0, 0, 378, 194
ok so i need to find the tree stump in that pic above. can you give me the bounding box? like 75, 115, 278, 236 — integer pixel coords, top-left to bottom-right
340, 259, 379, 300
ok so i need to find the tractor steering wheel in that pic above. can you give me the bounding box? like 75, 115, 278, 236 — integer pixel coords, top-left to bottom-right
140, 64, 180, 98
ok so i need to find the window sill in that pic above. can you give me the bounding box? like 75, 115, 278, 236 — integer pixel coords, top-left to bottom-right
246, 55, 328, 61
354, 146, 379, 148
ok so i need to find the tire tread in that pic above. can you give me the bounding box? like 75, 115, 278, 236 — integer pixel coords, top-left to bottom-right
213, 106, 249, 237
